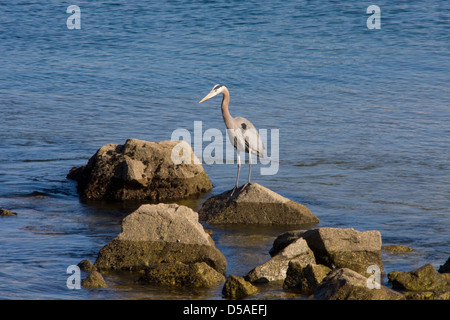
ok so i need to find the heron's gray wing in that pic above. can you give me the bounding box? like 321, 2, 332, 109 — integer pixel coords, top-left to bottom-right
232, 117, 265, 157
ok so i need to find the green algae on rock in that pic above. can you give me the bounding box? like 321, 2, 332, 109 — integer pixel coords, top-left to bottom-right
388, 264, 449, 292
314, 268, 405, 300
382, 244, 414, 253
283, 262, 331, 294
139, 261, 225, 288
94, 203, 227, 274
67, 138, 212, 201
222, 275, 258, 299
82, 271, 108, 289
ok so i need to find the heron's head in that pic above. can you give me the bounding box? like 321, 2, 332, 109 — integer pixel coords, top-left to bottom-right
199, 84, 225, 103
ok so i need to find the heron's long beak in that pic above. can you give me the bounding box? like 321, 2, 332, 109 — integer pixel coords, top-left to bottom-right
199, 91, 216, 103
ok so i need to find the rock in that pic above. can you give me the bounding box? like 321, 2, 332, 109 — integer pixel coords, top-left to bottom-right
0, 208, 18, 216
67, 138, 212, 201
139, 262, 225, 288
442, 273, 450, 282
245, 238, 316, 283
314, 268, 405, 300
438, 256, 450, 273
269, 230, 307, 257
403, 290, 450, 300
82, 271, 107, 289
283, 262, 331, 294
93, 203, 227, 274
300, 227, 384, 275
382, 245, 413, 253
78, 260, 96, 272
198, 183, 319, 225
388, 264, 449, 292
222, 275, 258, 299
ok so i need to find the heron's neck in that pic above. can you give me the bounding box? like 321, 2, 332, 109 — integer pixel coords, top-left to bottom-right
221, 87, 234, 127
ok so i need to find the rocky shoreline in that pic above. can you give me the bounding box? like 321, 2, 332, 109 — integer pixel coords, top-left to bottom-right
62, 139, 450, 299
77, 208, 450, 299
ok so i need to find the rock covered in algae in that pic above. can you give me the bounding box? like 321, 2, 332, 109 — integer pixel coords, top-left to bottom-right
388, 264, 449, 292
93, 203, 226, 274
139, 261, 225, 288
283, 262, 331, 294
82, 271, 107, 289
222, 275, 258, 299
314, 268, 405, 300
67, 138, 212, 201
382, 244, 413, 253
0, 208, 18, 216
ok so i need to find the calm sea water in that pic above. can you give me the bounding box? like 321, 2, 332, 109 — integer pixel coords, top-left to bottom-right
0, 0, 448, 299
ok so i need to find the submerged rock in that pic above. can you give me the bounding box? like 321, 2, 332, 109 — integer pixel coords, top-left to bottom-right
283, 262, 331, 294
139, 261, 225, 288
388, 264, 449, 292
300, 227, 384, 276
198, 183, 319, 225
245, 238, 316, 283
222, 275, 258, 299
94, 203, 227, 274
82, 271, 107, 289
382, 244, 413, 253
0, 208, 18, 216
314, 268, 405, 300
67, 138, 212, 201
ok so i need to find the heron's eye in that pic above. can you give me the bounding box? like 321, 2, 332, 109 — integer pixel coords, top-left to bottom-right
215, 89, 217, 92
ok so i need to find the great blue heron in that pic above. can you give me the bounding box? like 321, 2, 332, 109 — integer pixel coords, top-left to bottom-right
200, 84, 265, 194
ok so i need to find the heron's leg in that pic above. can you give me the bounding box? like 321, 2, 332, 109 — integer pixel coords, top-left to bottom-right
231, 153, 241, 196
248, 151, 252, 185
241, 151, 252, 190
236, 152, 241, 188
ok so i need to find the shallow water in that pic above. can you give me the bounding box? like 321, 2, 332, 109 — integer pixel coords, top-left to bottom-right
0, 0, 449, 299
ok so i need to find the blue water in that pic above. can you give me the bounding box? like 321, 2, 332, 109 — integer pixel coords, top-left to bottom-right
0, 0, 449, 299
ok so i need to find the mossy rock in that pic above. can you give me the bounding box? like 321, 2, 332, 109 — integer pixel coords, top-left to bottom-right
93, 203, 227, 274
222, 275, 258, 299
139, 262, 225, 288
82, 271, 107, 289
283, 262, 331, 294
382, 245, 413, 253
388, 264, 449, 292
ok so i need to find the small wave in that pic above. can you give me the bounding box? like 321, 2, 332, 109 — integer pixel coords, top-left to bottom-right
21, 157, 88, 163
22, 191, 52, 198
21, 225, 67, 236
295, 160, 349, 167
372, 200, 444, 211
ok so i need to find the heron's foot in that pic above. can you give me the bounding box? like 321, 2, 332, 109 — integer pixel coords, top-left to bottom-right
230, 186, 238, 196
242, 182, 250, 189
